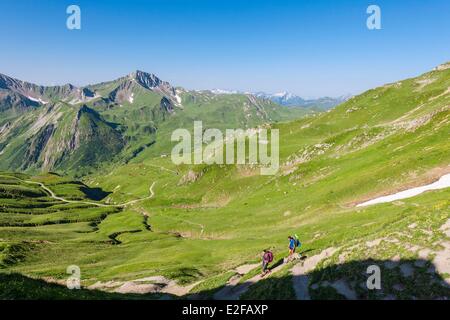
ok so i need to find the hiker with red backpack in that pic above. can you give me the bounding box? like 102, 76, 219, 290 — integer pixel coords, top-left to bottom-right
261, 249, 273, 276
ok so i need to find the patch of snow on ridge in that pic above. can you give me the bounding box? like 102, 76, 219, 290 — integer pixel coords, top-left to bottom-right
128, 93, 134, 104
357, 173, 450, 207
27, 96, 48, 104
272, 91, 291, 98
174, 90, 182, 105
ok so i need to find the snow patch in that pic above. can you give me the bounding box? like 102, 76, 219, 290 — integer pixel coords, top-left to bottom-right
27, 96, 48, 104
175, 94, 182, 104
210, 89, 239, 95
357, 173, 450, 207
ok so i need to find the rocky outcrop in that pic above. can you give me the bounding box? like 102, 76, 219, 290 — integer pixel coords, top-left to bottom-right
160, 96, 174, 113
22, 124, 55, 169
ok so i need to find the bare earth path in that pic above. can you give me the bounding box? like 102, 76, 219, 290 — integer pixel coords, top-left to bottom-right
89, 275, 201, 297
213, 263, 270, 300
434, 219, 450, 287
214, 256, 304, 300
291, 248, 337, 300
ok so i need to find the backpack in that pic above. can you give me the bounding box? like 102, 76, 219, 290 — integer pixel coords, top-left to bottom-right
294, 234, 301, 248
266, 251, 273, 263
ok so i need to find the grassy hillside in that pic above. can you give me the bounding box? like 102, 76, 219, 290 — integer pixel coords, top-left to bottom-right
0, 63, 449, 299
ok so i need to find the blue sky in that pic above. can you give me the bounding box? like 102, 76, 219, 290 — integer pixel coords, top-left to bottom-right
1, 0, 449, 97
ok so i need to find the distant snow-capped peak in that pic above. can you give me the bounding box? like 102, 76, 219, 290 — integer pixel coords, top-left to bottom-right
254, 91, 352, 110
272, 91, 293, 98
210, 88, 240, 95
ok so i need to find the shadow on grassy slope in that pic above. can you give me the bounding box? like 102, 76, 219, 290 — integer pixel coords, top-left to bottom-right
0, 273, 169, 300
80, 186, 111, 201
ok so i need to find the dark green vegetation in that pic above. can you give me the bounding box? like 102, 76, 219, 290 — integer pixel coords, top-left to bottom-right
0, 63, 449, 299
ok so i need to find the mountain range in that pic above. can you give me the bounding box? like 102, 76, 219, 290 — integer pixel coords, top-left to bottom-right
0, 71, 308, 175
203, 89, 351, 110
253, 91, 352, 110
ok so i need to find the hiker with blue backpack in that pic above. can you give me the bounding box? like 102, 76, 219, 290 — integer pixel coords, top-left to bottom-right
287, 234, 301, 262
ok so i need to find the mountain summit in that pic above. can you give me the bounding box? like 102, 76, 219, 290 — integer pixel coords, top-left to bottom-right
86, 70, 181, 107
129, 70, 168, 90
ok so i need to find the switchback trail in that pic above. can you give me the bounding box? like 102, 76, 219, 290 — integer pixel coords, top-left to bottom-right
0, 175, 156, 208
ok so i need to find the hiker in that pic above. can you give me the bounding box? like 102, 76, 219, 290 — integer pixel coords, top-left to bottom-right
261, 249, 273, 276
287, 234, 302, 261
288, 236, 296, 260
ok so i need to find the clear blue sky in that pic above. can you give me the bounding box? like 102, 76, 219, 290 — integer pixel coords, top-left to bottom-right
1, 0, 449, 97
